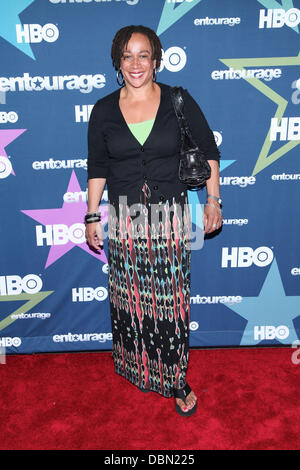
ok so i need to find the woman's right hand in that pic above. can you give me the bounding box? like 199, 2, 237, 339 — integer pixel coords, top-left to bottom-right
85, 222, 103, 251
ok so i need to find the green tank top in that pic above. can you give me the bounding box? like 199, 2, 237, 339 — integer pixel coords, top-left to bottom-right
127, 118, 155, 146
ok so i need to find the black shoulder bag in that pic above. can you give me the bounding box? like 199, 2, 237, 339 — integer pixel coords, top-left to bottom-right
170, 86, 211, 190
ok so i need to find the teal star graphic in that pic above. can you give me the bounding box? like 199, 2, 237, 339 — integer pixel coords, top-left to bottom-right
157, 0, 203, 36
0, 0, 36, 60
223, 258, 300, 345
257, 0, 299, 34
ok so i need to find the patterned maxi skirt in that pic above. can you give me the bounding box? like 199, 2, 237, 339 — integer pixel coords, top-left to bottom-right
108, 183, 191, 398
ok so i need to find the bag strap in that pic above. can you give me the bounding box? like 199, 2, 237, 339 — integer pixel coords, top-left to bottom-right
170, 86, 187, 131
170, 86, 199, 151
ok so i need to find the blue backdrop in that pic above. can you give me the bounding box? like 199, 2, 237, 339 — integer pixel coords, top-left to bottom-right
0, 0, 299, 354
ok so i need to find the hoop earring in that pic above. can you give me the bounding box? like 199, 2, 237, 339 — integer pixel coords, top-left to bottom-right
153, 68, 157, 82
117, 69, 124, 86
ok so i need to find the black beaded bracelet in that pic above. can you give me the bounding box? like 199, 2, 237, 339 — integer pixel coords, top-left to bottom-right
84, 212, 101, 224
85, 217, 101, 224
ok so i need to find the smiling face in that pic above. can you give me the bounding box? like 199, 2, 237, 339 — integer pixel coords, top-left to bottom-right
120, 33, 156, 89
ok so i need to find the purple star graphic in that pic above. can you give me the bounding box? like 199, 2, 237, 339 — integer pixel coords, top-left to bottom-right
0, 129, 26, 176
21, 170, 108, 268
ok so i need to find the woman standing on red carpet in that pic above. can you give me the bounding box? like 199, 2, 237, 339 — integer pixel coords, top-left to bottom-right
85, 25, 221, 417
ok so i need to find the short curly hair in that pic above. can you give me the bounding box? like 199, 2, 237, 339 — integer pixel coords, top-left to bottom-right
111, 25, 162, 71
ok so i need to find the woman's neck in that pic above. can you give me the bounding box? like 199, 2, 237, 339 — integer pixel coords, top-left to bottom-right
121, 81, 158, 102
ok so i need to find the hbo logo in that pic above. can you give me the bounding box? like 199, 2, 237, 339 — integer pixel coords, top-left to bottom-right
254, 325, 289, 341
213, 131, 222, 147
221, 246, 274, 268
0, 156, 12, 179
0, 275, 43, 295
16, 24, 59, 44
259, 8, 300, 29
270, 117, 300, 141
189, 321, 199, 331
36, 224, 86, 246
159, 47, 187, 73
0, 337, 22, 348
72, 287, 108, 302
0, 112, 18, 123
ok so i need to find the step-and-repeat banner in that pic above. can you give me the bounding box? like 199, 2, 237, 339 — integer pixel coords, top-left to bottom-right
0, 0, 299, 354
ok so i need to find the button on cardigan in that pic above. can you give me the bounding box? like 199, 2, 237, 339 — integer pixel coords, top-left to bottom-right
87, 82, 220, 207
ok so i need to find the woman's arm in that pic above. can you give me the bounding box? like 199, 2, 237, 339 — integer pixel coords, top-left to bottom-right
85, 177, 106, 251
87, 177, 106, 212
203, 160, 222, 234
86, 98, 109, 251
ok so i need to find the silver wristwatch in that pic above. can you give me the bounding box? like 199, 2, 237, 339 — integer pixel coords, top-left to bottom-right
207, 194, 222, 205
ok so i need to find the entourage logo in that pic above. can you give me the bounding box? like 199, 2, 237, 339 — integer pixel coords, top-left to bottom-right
291, 267, 300, 275
194, 16, 241, 27
63, 188, 109, 203
211, 67, 282, 82
271, 172, 300, 181
32, 157, 87, 171
219, 176, 256, 187
16, 24, 59, 44
10, 312, 51, 320
221, 246, 274, 268
53, 332, 112, 344
222, 218, 248, 226
0, 73, 106, 94
190, 294, 242, 304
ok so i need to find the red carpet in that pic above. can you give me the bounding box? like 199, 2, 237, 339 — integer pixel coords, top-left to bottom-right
1, 348, 299, 450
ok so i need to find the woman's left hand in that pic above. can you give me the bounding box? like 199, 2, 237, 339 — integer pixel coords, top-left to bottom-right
203, 203, 223, 234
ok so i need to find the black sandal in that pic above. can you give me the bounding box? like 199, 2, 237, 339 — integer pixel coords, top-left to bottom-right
173, 383, 197, 417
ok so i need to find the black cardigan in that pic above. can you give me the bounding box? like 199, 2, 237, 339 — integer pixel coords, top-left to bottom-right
87, 82, 220, 206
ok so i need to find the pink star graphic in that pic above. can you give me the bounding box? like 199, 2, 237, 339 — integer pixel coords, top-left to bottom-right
21, 170, 108, 268
0, 129, 26, 176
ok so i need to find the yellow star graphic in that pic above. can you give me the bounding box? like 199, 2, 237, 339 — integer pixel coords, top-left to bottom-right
219, 51, 300, 175
0, 291, 54, 332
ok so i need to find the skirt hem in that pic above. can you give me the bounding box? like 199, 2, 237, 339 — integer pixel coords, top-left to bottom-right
113, 365, 175, 399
